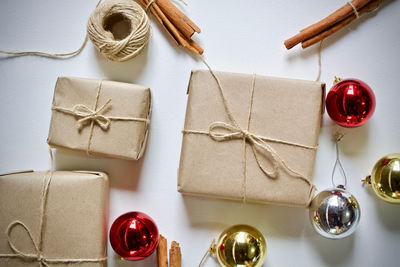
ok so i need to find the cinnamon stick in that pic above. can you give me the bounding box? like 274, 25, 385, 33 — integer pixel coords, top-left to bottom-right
284, 0, 372, 49
302, 0, 383, 48
169, 241, 181, 267
157, 235, 168, 267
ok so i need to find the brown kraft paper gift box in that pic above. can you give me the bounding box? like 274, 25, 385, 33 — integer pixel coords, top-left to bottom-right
178, 70, 325, 207
0, 170, 109, 266
47, 77, 151, 160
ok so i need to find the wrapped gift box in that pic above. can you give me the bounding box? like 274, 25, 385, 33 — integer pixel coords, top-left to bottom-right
0, 170, 109, 267
178, 70, 325, 207
47, 77, 151, 160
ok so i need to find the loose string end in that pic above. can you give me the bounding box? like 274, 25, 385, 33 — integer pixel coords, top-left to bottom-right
315, 40, 323, 82
198, 239, 216, 267
48, 147, 54, 172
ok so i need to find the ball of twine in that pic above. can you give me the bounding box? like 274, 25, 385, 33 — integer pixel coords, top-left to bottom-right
87, 0, 150, 62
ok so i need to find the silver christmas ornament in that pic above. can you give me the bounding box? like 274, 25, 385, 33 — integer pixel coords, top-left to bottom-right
309, 185, 360, 239
309, 135, 361, 239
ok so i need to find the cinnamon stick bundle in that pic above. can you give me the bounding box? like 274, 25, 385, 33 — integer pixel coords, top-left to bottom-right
137, 0, 203, 54
284, 0, 383, 50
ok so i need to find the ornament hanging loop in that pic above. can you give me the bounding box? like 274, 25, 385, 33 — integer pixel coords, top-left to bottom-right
331, 134, 347, 189
198, 239, 216, 267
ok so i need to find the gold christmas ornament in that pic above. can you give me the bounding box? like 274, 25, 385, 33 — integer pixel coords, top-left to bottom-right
199, 224, 267, 267
363, 153, 400, 203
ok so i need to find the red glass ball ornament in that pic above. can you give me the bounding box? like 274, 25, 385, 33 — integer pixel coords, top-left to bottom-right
326, 78, 376, 127
109, 211, 159, 261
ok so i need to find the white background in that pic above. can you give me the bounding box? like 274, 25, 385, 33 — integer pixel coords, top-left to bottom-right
0, 0, 399, 266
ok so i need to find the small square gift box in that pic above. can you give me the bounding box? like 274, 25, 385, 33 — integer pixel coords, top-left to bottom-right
47, 77, 151, 160
0, 170, 109, 266
178, 70, 325, 207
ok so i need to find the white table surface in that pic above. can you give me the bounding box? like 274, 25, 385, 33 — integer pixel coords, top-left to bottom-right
1, 0, 399, 266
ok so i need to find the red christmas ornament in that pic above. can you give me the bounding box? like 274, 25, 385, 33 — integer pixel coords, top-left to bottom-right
326, 78, 376, 127
109, 211, 159, 261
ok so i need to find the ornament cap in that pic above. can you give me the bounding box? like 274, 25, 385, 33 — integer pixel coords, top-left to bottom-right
333, 76, 342, 84
362, 175, 371, 185
209, 243, 217, 255
337, 184, 346, 190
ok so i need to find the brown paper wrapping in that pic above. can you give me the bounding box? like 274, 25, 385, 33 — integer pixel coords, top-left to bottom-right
0, 170, 109, 267
47, 77, 151, 160
178, 70, 325, 207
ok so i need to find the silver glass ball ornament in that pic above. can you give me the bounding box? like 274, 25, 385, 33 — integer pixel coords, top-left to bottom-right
309, 185, 360, 239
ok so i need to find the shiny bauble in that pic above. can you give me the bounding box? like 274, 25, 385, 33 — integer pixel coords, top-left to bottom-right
215, 224, 266, 267
364, 153, 400, 203
326, 78, 375, 127
309, 186, 360, 239
109, 211, 159, 260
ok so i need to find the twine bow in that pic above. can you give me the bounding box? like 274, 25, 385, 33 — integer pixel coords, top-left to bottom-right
4, 221, 54, 267
208, 121, 281, 178
72, 99, 112, 130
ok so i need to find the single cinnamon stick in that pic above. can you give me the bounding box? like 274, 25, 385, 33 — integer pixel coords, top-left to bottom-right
302, 0, 383, 48
169, 241, 181, 267
284, 0, 372, 49
157, 235, 168, 267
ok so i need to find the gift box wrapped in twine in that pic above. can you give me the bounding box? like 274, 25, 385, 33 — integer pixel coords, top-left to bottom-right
178, 69, 325, 207
47, 77, 151, 160
0, 170, 109, 266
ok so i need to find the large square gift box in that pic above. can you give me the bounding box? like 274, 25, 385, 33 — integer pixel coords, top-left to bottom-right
0, 170, 109, 267
178, 70, 325, 207
47, 77, 151, 160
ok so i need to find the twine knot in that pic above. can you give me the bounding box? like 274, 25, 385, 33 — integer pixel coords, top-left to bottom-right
37, 255, 45, 264
72, 99, 112, 130
208, 121, 280, 178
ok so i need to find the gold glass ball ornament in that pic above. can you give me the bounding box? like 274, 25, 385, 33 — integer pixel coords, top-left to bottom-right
212, 224, 267, 267
363, 153, 400, 203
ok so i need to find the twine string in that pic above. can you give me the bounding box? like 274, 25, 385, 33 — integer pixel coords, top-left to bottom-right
0, 0, 103, 59
0, 36, 89, 59
198, 239, 215, 267
331, 134, 348, 188
315, 40, 323, 82
241, 74, 257, 203
347, 1, 360, 18
182, 55, 317, 203
52, 79, 150, 155
0, 169, 107, 265
0, 0, 150, 62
